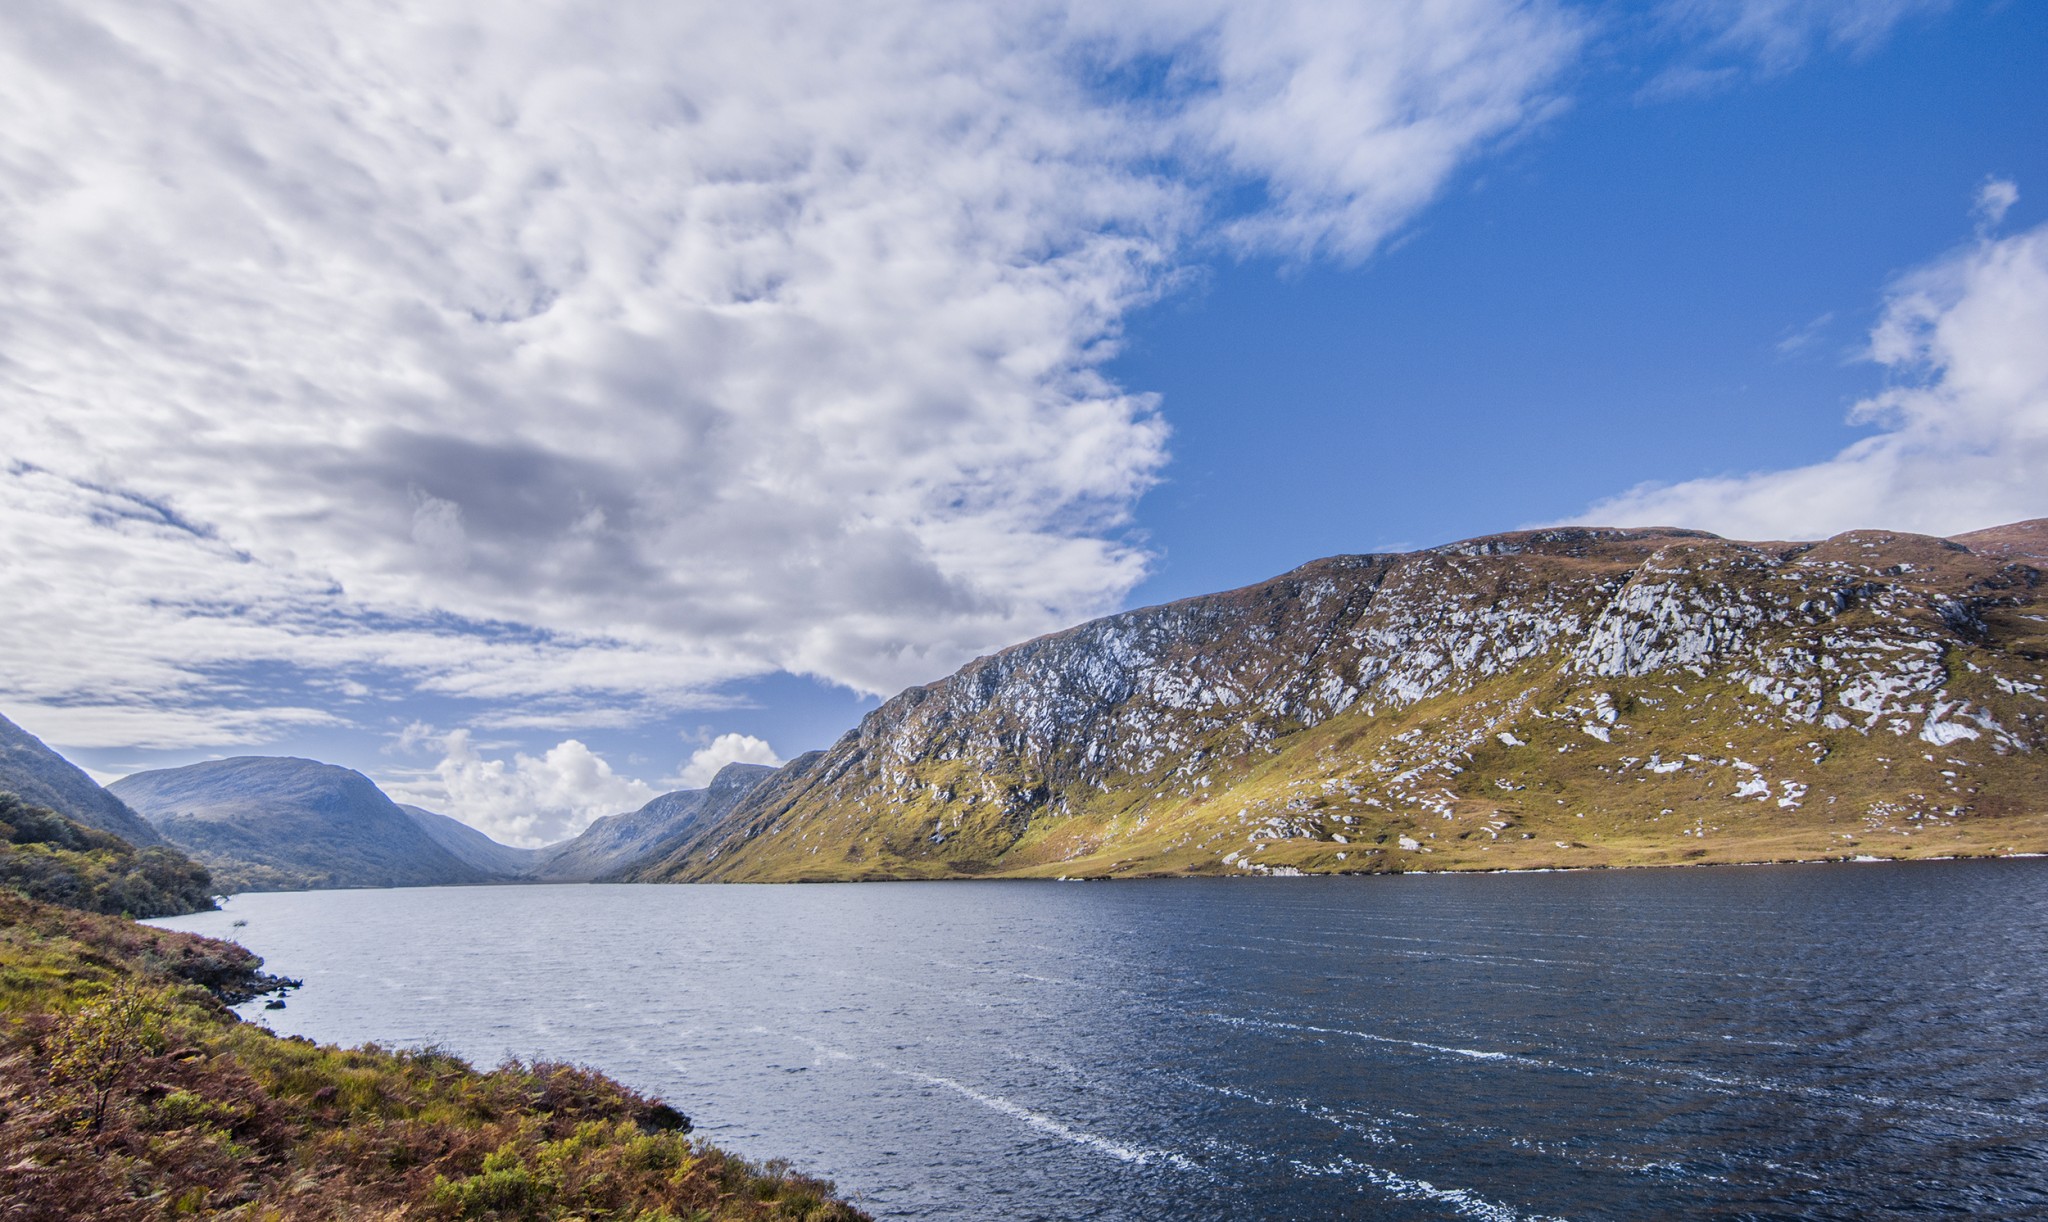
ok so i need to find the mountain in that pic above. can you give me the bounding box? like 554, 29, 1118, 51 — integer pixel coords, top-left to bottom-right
397, 803, 544, 878
1950, 519, 2048, 562
0, 711, 164, 847
631, 521, 2048, 882
111, 757, 495, 892
101, 753, 779, 892
534, 763, 776, 882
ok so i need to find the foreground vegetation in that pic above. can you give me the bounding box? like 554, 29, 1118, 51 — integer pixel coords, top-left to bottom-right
0, 792, 216, 917
0, 890, 867, 1219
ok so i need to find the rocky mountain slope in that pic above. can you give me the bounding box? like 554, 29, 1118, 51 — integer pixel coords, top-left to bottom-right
111, 757, 494, 892
632, 521, 2048, 882
537, 763, 775, 881
0, 711, 164, 847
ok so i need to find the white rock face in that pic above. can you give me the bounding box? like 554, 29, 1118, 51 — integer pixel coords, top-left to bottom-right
1920, 720, 1981, 747
853, 532, 2026, 796
661, 524, 2048, 877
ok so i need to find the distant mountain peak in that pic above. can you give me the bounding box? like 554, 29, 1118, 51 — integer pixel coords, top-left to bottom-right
111, 756, 494, 892
537, 766, 777, 882
708, 761, 778, 792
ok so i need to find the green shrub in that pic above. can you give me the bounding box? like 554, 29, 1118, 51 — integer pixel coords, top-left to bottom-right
46, 979, 171, 1130
431, 1144, 552, 1216
0, 792, 216, 917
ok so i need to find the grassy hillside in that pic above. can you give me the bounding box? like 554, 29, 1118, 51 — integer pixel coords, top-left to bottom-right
649, 660, 2048, 882
636, 525, 2048, 882
0, 890, 867, 1220
0, 793, 215, 917
0, 710, 165, 847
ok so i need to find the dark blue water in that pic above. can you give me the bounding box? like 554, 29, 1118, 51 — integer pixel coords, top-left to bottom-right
152, 860, 2048, 1220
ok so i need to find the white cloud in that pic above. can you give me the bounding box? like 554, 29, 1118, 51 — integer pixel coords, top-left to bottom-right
1773, 310, 1835, 357
1975, 177, 2019, 231
388, 721, 442, 756
676, 733, 784, 789
1090, 0, 1585, 260
1658, 0, 1950, 73
1577, 217, 2048, 541
384, 729, 656, 848
0, 0, 1582, 747
1639, 0, 1950, 99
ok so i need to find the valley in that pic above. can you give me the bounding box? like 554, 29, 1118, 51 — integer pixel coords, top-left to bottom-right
7, 521, 2044, 892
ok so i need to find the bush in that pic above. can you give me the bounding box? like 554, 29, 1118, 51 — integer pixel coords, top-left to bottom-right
45, 980, 171, 1131
0, 792, 217, 917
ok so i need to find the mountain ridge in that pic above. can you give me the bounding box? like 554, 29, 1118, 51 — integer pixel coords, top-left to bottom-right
631, 520, 2048, 882
398, 802, 545, 879
101, 752, 776, 892
111, 756, 493, 892
0, 712, 164, 847
539, 762, 776, 882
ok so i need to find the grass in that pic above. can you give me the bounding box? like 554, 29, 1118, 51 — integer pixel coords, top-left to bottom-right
664, 656, 2048, 883
631, 525, 2048, 885
0, 889, 869, 1220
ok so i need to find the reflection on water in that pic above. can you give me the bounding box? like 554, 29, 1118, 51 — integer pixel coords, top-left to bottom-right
154, 860, 2048, 1220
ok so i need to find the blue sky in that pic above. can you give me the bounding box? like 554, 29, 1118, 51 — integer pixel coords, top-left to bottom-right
1117, 1, 2047, 606
2, 0, 2043, 844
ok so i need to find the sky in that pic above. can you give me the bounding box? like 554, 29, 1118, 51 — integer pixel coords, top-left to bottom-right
1, 0, 2043, 846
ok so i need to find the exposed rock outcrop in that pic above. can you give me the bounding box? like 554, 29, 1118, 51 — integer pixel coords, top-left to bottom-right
632, 521, 2048, 881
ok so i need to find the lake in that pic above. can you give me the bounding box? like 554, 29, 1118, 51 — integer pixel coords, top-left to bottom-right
151, 860, 2048, 1220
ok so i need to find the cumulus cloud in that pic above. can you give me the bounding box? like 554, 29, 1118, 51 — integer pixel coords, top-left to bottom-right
385, 730, 656, 847
1576, 216, 2048, 541
0, 0, 1582, 746
676, 733, 784, 789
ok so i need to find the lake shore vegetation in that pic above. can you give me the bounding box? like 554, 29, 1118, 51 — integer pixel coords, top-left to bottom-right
0, 885, 868, 1220
0, 792, 217, 918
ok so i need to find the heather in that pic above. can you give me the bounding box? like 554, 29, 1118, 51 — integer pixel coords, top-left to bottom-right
0, 889, 866, 1220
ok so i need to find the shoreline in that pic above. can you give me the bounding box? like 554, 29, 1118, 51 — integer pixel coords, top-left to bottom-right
7, 891, 869, 1219
180, 845, 2048, 901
